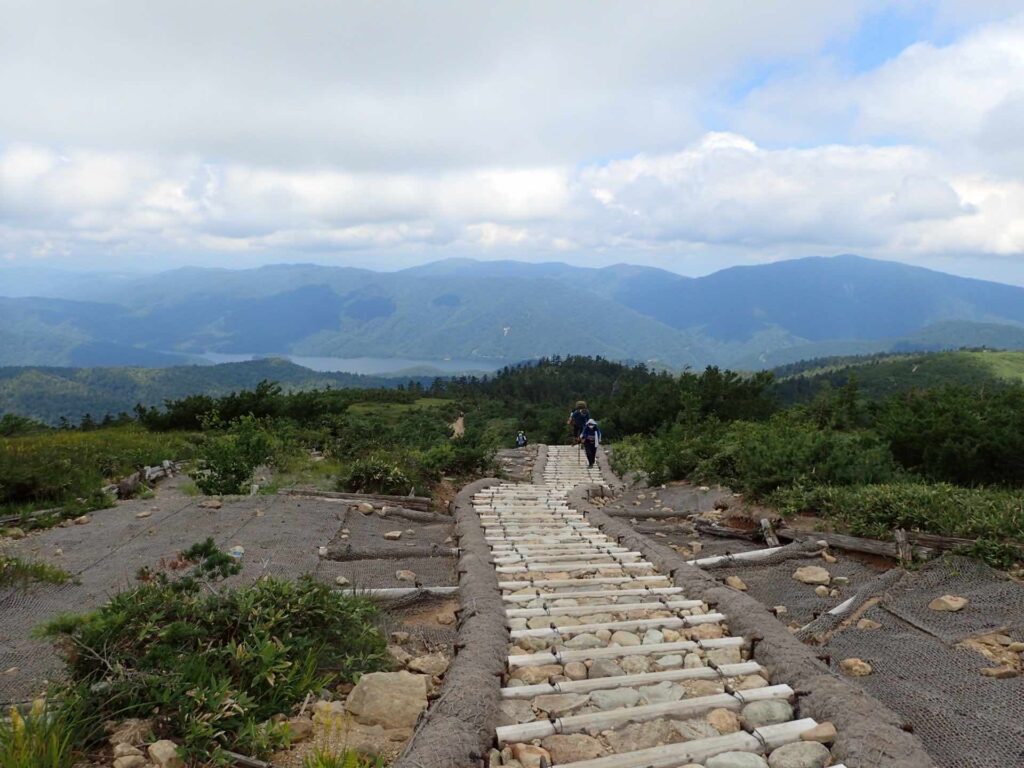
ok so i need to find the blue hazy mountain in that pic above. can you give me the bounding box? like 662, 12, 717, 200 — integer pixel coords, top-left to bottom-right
1, 255, 1022, 369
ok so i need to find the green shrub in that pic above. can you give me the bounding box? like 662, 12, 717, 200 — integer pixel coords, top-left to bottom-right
191, 414, 276, 495
695, 418, 898, 497
769, 482, 1024, 567
338, 452, 413, 495
43, 545, 389, 762
0, 556, 71, 588
418, 441, 495, 480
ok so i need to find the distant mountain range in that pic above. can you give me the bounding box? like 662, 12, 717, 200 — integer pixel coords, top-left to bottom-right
2, 255, 1023, 370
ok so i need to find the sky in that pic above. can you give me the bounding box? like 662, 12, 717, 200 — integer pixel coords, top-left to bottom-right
1, 0, 1024, 285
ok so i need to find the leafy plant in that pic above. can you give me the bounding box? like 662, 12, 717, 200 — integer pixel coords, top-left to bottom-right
338, 452, 412, 495
191, 414, 276, 495
0, 698, 88, 768
43, 544, 389, 761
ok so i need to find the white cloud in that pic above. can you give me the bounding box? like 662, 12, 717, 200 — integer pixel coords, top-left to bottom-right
3, 131, 1021, 271
0, 0, 870, 168
0, 1, 1023, 283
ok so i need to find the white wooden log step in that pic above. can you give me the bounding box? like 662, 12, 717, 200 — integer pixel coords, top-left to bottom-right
496, 684, 793, 743
484, 525, 597, 535
481, 520, 589, 528
487, 536, 607, 545
496, 561, 654, 574
508, 637, 745, 668
505, 598, 703, 619
475, 518, 581, 524
491, 544, 631, 555
500, 660, 764, 699
547, 719, 819, 768
502, 586, 685, 603
493, 549, 634, 561
493, 551, 643, 565
509, 612, 726, 639
499, 574, 668, 590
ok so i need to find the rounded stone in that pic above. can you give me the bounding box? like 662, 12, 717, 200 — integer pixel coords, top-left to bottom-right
767, 741, 832, 768
741, 699, 794, 729
563, 661, 588, 680
588, 659, 624, 678
610, 630, 642, 646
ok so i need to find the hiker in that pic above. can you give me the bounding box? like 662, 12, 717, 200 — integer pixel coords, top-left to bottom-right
579, 418, 602, 468
567, 400, 590, 441
516, 430, 528, 448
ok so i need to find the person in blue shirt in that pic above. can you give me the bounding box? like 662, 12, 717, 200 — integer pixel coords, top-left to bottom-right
578, 418, 601, 468
516, 430, 528, 448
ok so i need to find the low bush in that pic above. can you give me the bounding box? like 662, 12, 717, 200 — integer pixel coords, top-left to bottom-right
337, 452, 413, 495
770, 482, 1024, 567
695, 418, 899, 497
612, 417, 898, 495
191, 414, 276, 495
0, 556, 71, 588
43, 542, 389, 763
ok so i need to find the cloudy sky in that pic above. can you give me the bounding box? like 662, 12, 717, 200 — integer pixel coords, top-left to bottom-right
2, 0, 1024, 284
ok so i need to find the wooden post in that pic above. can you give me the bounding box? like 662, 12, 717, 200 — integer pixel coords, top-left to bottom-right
894, 528, 912, 565
760, 518, 781, 547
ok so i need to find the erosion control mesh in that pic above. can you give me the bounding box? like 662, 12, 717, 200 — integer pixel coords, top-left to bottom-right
881, 556, 1024, 643
714, 553, 882, 627
702, 549, 1024, 768
0, 483, 455, 704
826, 604, 1024, 768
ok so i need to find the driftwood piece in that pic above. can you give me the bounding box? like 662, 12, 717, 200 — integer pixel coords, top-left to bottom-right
693, 519, 760, 541
761, 518, 781, 547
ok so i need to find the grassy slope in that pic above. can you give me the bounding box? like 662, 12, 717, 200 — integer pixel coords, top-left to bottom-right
772, 350, 1024, 402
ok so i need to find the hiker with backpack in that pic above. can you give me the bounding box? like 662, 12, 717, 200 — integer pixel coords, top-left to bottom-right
567, 400, 590, 441
578, 418, 602, 468
516, 430, 528, 448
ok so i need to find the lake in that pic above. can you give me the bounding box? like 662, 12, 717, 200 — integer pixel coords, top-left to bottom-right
195, 352, 501, 375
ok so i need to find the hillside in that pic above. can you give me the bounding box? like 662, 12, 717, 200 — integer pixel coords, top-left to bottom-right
772, 349, 1024, 402
2, 255, 1023, 369
0, 359, 417, 425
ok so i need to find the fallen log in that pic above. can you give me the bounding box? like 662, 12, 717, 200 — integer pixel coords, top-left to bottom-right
776, 527, 935, 560
278, 488, 433, 511
602, 507, 694, 519
693, 519, 760, 541
325, 545, 459, 561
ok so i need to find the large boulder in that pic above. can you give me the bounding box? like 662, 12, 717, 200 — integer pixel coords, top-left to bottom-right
346, 671, 428, 729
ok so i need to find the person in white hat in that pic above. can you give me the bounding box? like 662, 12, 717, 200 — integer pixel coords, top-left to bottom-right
578, 418, 602, 468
